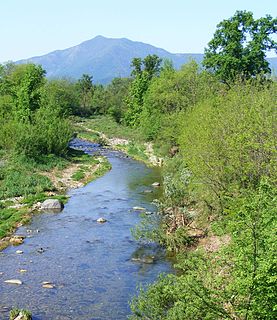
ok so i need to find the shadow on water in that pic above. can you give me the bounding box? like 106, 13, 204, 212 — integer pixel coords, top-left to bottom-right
0, 139, 173, 320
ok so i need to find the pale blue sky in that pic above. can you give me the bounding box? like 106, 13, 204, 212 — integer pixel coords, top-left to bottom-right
0, 0, 276, 62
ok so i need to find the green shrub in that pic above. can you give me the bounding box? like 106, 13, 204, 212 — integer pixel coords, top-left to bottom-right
179, 82, 277, 213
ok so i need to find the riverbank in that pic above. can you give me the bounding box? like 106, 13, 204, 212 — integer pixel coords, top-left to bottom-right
74, 116, 163, 167
0, 147, 111, 251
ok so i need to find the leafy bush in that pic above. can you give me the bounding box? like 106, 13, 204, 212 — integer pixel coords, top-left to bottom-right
179, 82, 277, 213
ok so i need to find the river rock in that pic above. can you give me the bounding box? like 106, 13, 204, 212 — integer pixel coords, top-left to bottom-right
42, 283, 55, 289
10, 235, 25, 245
13, 312, 26, 320
4, 279, 22, 285
19, 269, 27, 273
152, 182, 160, 187
131, 256, 155, 264
143, 189, 153, 193
42, 281, 55, 289
97, 217, 107, 223
133, 206, 146, 211
40, 199, 63, 212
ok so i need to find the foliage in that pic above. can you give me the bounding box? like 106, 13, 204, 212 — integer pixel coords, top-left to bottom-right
203, 11, 277, 84
0, 63, 73, 159
75, 73, 94, 116
179, 82, 277, 213
43, 79, 78, 116
106, 77, 131, 122
125, 54, 162, 126
139, 61, 219, 148
131, 181, 277, 319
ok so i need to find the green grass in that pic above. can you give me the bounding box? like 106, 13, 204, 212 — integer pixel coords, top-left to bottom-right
20, 193, 69, 207
118, 142, 149, 162
0, 208, 28, 238
75, 116, 157, 165
92, 157, 112, 179
77, 115, 144, 141
72, 169, 86, 181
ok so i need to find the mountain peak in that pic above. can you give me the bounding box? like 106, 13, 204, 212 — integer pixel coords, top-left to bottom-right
16, 37, 277, 84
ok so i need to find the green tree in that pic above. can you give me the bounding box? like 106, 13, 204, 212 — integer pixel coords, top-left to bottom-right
125, 54, 162, 126
1, 63, 46, 121
203, 11, 277, 84
105, 77, 131, 122
76, 73, 94, 115
43, 79, 78, 116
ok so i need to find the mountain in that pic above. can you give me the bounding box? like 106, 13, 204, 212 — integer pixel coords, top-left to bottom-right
17, 35, 277, 83
17, 36, 203, 83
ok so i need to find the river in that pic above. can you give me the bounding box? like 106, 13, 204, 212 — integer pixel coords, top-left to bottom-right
0, 139, 173, 320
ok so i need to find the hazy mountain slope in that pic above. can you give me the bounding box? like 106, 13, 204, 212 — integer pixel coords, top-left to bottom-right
17, 35, 277, 83
17, 36, 203, 83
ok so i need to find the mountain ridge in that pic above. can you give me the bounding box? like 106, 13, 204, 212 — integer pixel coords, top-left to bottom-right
17, 35, 277, 84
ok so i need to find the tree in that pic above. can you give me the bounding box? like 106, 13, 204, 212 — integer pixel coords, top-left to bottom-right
125, 54, 162, 126
203, 11, 277, 84
76, 73, 94, 115
105, 77, 131, 122
1, 63, 46, 122
43, 79, 78, 116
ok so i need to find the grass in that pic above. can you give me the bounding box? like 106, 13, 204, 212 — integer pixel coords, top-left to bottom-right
20, 193, 69, 207
117, 142, 149, 162
76, 115, 144, 141
75, 116, 158, 165
0, 207, 29, 239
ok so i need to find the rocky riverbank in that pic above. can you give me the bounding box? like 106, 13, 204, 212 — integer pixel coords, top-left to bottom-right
0, 149, 111, 251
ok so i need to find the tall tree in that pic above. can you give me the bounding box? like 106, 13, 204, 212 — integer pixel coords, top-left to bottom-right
1, 63, 46, 122
203, 11, 277, 84
76, 73, 94, 115
125, 54, 162, 126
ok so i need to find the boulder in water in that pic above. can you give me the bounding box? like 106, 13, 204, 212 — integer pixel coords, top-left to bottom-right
4, 279, 22, 285
40, 199, 63, 212
152, 182, 160, 187
133, 206, 146, 211
10, 235, 25, 245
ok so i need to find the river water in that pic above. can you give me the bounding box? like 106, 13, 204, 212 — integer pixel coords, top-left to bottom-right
0, 139, 172, 320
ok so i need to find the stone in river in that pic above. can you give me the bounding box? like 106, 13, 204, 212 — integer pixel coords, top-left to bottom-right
42, 281, 55, 289
19, 269, 27, 273
10, 235, 25, 245
133, 206, 146, 211
152, 182, 160, 187
4, 279, 22, 285
40, 199, 63, 212
143, 189, 153, 193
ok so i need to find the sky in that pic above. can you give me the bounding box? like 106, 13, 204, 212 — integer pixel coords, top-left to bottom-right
0, 0, 276, 62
